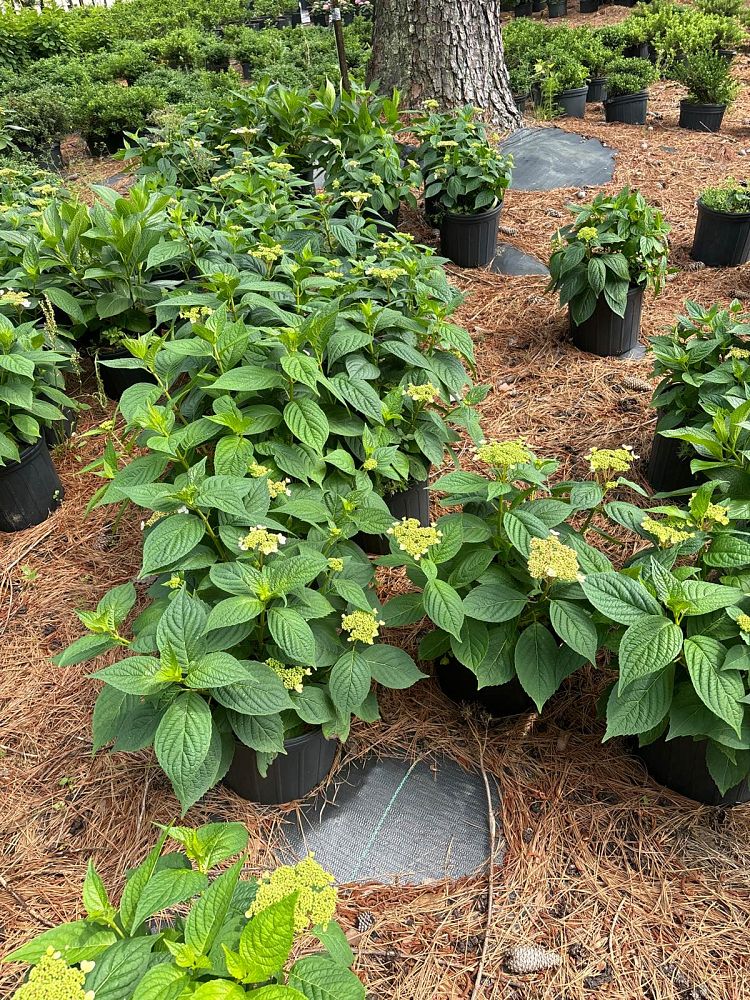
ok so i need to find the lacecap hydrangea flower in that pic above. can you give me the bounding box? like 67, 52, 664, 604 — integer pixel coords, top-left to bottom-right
238, 526, 286, 555
246, 855, 337, 934
577, 226, 599, 242
404, 382, 439, 405
13, 949, 94, 1000
327, 558, 344, 572
341, 608, 384, 644
736, 613, 750, 634
266, 658, 311, 693
267, 478, 291, 499
641, 517, 694, 548
587, 445, 637, 478
700, 501, 730, 526
475, 439, 532, 471
388, 517, 442, 560
527, 532, 581, 583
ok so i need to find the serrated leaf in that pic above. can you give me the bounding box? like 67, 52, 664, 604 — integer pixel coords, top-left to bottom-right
141, 514, 205, 576
684, 636, 744, 737
423, 579, 464, 639
238, 893, 297, 983
618, 616, 683, 691
329, 649, 371, 713
604, 666, 674, 740
581, 572, 662, 625
267, 608, 317, 665
549, 600, 598, 662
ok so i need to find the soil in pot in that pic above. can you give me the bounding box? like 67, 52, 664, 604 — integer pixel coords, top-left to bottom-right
604, 91, 649, 125
635, 735, 750, 806
571, 286, 643, 357
435, 657, 534, 717
225, 728, 337, 805
555, 85, 588, 118
647, 428, 698, 493
98, 351, 158, 402
547, 0, 567, 15
586, 77, 607, 103
439, 203, 502, 268
691, 199, 750, 267
356, 477, 430, 555
679, 101, 726, 133
0, 440, 64, 532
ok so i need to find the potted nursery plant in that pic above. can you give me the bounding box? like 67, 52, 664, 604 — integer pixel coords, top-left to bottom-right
547, 0, 567, 18
534, 52, 590, 119
77, 83, 163, 155
585, 485, 750, 805
510, 64, 533, 113
673, 47, 740, 132
5, 823, 367, 998
515, 0, 533, 17
603, 56, 658, 125
566, 27, 609, 102
547, 187, 670, 357
95, 329, 159, 401
6, 87, 70, 171
0, 318, 76, 532
691, 178, 750, 267
580, 0, 598, 12
381, 441, 627, 716
646, 300, 750, 492
311, 0, 331, 23
416, 105, 514, 268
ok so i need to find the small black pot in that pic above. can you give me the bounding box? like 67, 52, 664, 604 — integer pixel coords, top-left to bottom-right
635, 736, 750, 806
44, 406, 77, 450
623, 41, 650, 59
691, 198, 750, 268
647, 427, 698, 494
513, 93, 530, 114
342, 11, 354, 23
275, 13, 294, 26
248, 15, 270, 28
571, 286, 643, 357
98, 351, 157, 402
580, 0, 598, 11
587, 77, 607, 103
514, 0, 533, 14
718, 48, 737, 61
311, 10, 328, 23
0, 440, 63, 532
547, 0, 567, 15
555, 85, 588, 119
435, 657, 534, 717
532, 0, 544, 9
439, 204, 502, 268
604, 90, 649, 125
679, 100, 726, 133
356, 478, 430, 556
206, 57, 230, 73
225, 728, 337, 805
289, 8, 302, 24
85, 132, 126, 156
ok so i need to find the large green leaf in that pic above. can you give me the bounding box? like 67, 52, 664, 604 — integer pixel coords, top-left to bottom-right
423, 579, 464, 639
618, 615, 683, 691
131, 868, 208, 932
211, 663, 293, 716
604, 666, 674, 740
185, 860, 243, 957
514, 623, 560, 712
581, 572, 662, 625
156, 589, 207, 668
153, 692, 214, 802
84, 937, 154, 1000
706, 743, 750, 795
549, 600, 598, 662
92, 656, 171, 696
237, 893, 297, 983
288, 955, 365, 1000
359, 644, 426, 689
329, 649, 371, 713
284, 398, 329, 452
267, 608, 317, 665
462, 583, 527, 623
141, 514, 205, 576
684, 636, 744, 736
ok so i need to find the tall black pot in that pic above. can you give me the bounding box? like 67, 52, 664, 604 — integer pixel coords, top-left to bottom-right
356, 478, 430, 556
513, 93, 530, 114
635, 736, 750, 806
435, 657, 534, 717
586, 77, 607, 103
579, 0, 598, 10
691, 199, 750, 267
570, 286, 643, 357
439, 204, 502, 268
547, 0, 567, 15
44, 406, 78, 449
514, 1, 533, 14
0, 440, 63, 532
98, 351, 157, 402
679, 101, 726, 133
555, 86, 588, 119
225, 728, 337, 805
647, 426, 698, 493
604, 90, 649, 125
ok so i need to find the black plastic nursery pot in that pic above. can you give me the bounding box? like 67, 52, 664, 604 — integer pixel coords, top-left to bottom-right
570, 286, 643, 357
635, 736, 750, 806
84, 132, 125, 156
0, 440, 63, 533
514, 1, 533, 14
647, 426, 698, 493
311, 11, 328, 24
580, 0, 599, 11
532, 0, 544, 10
248, 15, 271, 28
44, 406, 77, 450
98, 351, 157, 402
275, 13, 294, 26
356, 477, 430, 556
679, 100, 726, 133
514, 93, 530, 114
691, 198, 750, 268
586, 77, 607, 103
555, 86, 588, 119
439, 204, 502, 269
225, 728, 337, 805
604, 91, 649, 125
206, 57, 230, 73
435, 657, 535, 718
547, 0, 567, 16
718, 48, 737, 61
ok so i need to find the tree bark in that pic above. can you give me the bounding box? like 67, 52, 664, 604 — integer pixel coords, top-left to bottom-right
367, 0, 521, 130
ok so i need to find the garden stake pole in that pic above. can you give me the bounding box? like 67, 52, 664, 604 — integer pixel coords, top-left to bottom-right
331, 6, 351, 92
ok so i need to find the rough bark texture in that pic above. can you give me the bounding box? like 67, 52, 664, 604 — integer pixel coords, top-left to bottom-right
367, 0, 521, 130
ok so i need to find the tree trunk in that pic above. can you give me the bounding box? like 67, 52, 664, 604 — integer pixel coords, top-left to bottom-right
367, 0, 521, 130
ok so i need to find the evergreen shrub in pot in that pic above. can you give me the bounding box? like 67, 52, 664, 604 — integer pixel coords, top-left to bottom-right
534, 51, 590, 119
603, 56, 658, 125
5, 87, 70, 169
548, 187, 670, 357
673, 47, 740, 132
416, 105, 513, 268
691, 179, 750, 267
77, 83, 163, 154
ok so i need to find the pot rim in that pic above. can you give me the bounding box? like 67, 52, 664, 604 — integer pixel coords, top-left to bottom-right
556, 85, 589, 97
696, 197, 750, 221
441, 202, 503, 222
679, 99, 727, 111
238, 725, 327, 753
0, 438, 47, 475
604, 89, 648, 104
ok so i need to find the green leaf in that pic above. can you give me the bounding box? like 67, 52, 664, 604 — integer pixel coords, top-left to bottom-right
119, 828, 171, 933
380, 593, 425, 627
329, 649, 372, 713
706, 743, 750, 795
82, 860, 111, 918
423, 579, 464, 639
186, 652, 250, 689
91, 656, 171, 696
237, 893, 297, 983
450, 622, 489, 672
703, 534, 750, 569
194, 984, 248, 1000
514, 623, 560, 712
359, 644, 426, 689
503, 509, 549, 557
185, 860, 243, 957
288, 955, 365, 1000
284, 398, 329, 452
154, 692, 214, 806
462, 583, 526, 623
131, 965, 188, 1000
228, 711, 286, 753
684, 636, 744, 736
312, 920, 355, 967
156, 589, 207, 668
3, 923, 115, 965
84, 937, 154, 1000
210, 663, 293, 716
131, 868, 207, 933
581, 572, 662, 625
246, 988, 306, 999
291, 687, 336, 725
54, 633, 118, 668
205, 597, 264, 633
604, 666, 674, 740
267, 608, 317, 665
618, 615, 683, 691
141, 514, 205, 576
549, 600, 598, 662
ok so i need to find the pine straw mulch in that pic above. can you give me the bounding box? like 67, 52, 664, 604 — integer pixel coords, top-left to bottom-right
3, 21, 750, 1000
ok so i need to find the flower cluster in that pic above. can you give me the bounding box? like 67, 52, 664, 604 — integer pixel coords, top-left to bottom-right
266, 658, 311, 693
388, 517, 443, 561
727, 347, 750, 360
246, 855, 337, 934
268, 478, 292, 499
179, 306, 212, 324
737, 613, 750, 634
327, 558, 344, 572
0, 289, 31, 309
527, 532, 581, 583
641, 517, 694, 548
587, 445, 637, 480
475, 439, 531, 472
341, 608, 384, 644
341, 191, 370, 209
702, 501, 730, 526
365, 266, 407, 282
268, 161, 294, 173
249, 244, 284, 265
13, 949, 93, 1000
238, 527, 287, 555
248, 462, 270, 478
577, 226, 599, 242
404, 382, 439, 405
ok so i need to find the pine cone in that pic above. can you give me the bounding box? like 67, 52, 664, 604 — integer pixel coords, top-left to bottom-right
621, 375, 653, 393
731, 288, 750, 301
356, 910, 375, 933
499, 225, 519, 236
546, 208, 563, 218
683, 260, 706, 272
506, 943, 562, 975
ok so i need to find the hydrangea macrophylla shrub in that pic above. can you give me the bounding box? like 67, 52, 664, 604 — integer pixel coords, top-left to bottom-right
4, 823, 366, 1000
380, 440, 641, 711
